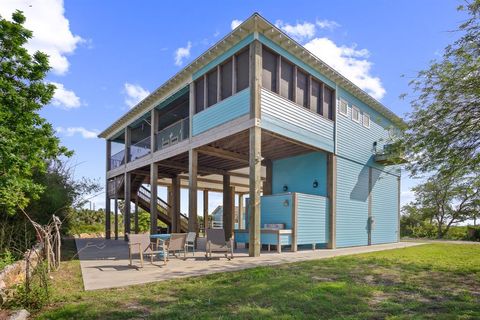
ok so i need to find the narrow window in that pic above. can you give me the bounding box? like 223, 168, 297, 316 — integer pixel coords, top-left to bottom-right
262, 48, 277, 92
195, 77, 204, 113
310, 79, 322, 115
220, 59, 233, 100
296, 69, 308, 108
323, 86, 334, 120
363, 113, 371, 128
280, 59, 294, 100
339, 98, 348, 117
352, 106, 360, 123
235, 49, 249, 92
207, 69, 218, 107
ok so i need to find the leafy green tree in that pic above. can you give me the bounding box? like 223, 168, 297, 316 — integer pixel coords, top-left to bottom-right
0, 11, 71, 215
402, 1, 479, 177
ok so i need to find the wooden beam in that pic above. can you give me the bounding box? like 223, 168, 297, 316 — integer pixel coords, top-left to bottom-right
263, 159, 273, 195
198, 146, 249, 165
188, 149, 198, 234
151, 108, 159, 153
124, 172, 131, 240
327, 153, 337, 249
203, 190, 209, 231
223, 175, 232, 240
177, 175, 250, 189
172, 175, 181, 233
114, 184, 119, 240
159, 160, 258, 180
134, 196, 139, 234
150, 163, 158, 235
125, 126, 131, 163
105, 139, 111, 240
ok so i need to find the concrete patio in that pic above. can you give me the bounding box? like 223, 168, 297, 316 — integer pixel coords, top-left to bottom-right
75, 238, 423, 290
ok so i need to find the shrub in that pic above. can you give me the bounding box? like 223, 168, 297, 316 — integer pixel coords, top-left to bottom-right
0, 250, 15, 271
410, 222, 437, 238
466, 226, 480, 241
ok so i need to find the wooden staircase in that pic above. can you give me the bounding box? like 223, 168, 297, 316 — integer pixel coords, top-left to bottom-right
108, 174, 188, 233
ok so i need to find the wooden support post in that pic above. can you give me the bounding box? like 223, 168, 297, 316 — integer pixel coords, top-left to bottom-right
264, 159, 273, 195
167, 186, 172, 218
327, 153, 337, 249
134, 197, 139, 234
151, 108, 159, 152
114, 190, 119, 240
172, 175, 181, 233
105, 141, 111, 239
125, 126, 131, 163
238, 194, 244, 229
203, 190, 209, 231
150, 163, 158, 235
230, 186, 235, 236
188, 149, 198, 234
124, 172, 131, 240
248, 39, 262, 257
223, 175, 232, 240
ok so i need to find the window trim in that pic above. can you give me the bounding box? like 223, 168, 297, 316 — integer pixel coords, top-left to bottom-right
339, 98, 348, 117
363, 113, 371, 128
351, 105, 360, 123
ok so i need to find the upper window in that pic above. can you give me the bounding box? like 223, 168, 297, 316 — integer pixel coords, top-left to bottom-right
194, 77, 205, 113
363, 113, 371, 128
236, 49, 249, 91
207, 69, 218, 107
351, 106, 360, 123
296, 69, 308, 108
280, 58, 294, 100
262, 48, 278, 92
220, 59, 233, 100
310, 79, 322, 115
323, 86, 334, 120
339, 98, 348, 116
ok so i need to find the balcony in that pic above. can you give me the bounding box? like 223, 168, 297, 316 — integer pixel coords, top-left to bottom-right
374, 143, 407, 165
130, 136, 151, 162
110, 149, 125, 170
156, 118, 189, 151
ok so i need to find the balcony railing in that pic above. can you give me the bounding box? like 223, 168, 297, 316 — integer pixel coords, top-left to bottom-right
110, 149, 125, 170
156, 118, 189, 151
130, 136, 151, 162
374, 143, 407, 165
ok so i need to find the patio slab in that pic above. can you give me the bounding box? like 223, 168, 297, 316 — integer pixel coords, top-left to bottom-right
75, 238, 423, 290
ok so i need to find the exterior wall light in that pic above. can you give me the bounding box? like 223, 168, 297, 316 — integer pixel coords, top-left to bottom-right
283, 199, 289, 207
283, 185, 288, 192
313, 179, 319, 188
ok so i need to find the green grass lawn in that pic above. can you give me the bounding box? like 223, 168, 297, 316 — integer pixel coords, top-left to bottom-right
35, 241, 480, 319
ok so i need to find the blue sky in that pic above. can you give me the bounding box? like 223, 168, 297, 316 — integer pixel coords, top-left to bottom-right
1, 0, 467, 213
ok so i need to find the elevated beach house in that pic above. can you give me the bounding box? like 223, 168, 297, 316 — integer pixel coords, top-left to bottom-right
99, 13, 405, 256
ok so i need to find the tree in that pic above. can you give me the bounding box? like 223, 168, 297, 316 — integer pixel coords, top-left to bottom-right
402, 1, 480, 177
0, 11, 71, 215
408, 171, 480, 238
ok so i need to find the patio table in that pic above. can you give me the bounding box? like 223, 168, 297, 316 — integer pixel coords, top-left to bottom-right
150, 234, 171, 258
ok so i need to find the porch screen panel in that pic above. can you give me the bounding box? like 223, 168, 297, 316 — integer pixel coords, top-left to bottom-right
207, 69, 218, 107
236, 49, 249, 92
296, 69, 308, 108
280, 59, 294, 100
323, 86, 334, 120
262, 48, 277, 92
311, 79, 321, 115
195, 77, 205, 113
221, 59, 233, 100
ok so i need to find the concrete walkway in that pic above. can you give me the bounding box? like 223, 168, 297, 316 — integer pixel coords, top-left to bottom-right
75, 238, 423, 290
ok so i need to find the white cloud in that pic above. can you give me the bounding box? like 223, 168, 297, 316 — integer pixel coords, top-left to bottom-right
0, 0, 84, 75
124, 83, 150, 108
50, 82, 81, 109
275, 20, 316, 42
174, 41, 192, 66
231, 19, 243, 30
304, 38, 386, 99
56, 127, 98, 139
316, 19, 340, 30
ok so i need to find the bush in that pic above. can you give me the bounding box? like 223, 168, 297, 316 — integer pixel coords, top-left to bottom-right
445, 226, 468, 240
466, 226, 480, 241
0, 250, 15, 271
409, 222, 437, 238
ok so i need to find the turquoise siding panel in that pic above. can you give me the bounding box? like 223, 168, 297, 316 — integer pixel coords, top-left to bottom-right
233, 231, 292, 246
296, 193, 329, 245
192, 34, 255, 80
259, 34, 336, 88
192, 88, 250, 136
261, 88, 334, 152
336, 87, 401, 176
272, 152, 327, 196
371, 169, 399, 244
336, 157, 369, 247
245, 194, 293, 230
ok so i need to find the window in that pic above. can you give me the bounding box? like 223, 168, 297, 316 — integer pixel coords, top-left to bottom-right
207, 69, 218, 107
194, 77, 204, 113
339, 98, 348, 116
220, 59, 233, 100
323, 86, 334, 120
363, 113, 371, 128
262, 48, 278, 92
310, 79, 322, 115
235, 49, 249, 91
296, 69, 308, 108
352, 106, 360, 123
280, 58, 294, 100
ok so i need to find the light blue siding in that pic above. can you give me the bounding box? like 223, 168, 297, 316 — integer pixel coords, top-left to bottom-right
192, 34, 254, 80
234, 231, 292, 246
261, 89, 334, 152
245, 194, 293, 230
336, 157, 369, 247
192, 89, 250, 136
272, 152, 327, 196
371, 169, 399, 244
296, 193, 329, 246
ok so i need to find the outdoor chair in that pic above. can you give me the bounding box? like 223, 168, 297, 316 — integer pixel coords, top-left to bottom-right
127, 233, 162, 267
159, 233, 187, 262
185, 232, 196, 256
205, 228, 234, 260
